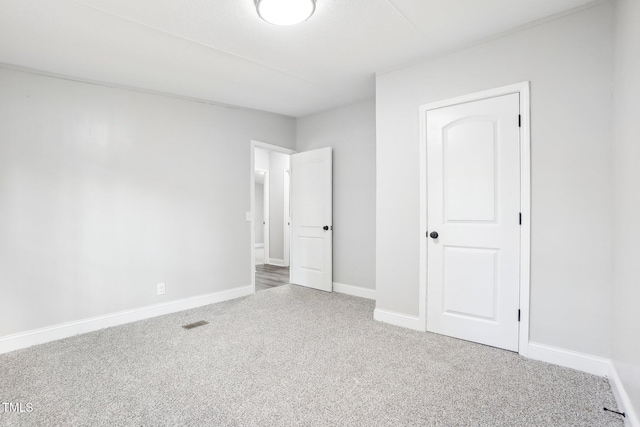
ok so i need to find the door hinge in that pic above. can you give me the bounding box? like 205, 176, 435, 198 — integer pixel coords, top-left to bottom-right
519, 212, 522, 225
518, 114, 521, 127
518, 309, 521, 322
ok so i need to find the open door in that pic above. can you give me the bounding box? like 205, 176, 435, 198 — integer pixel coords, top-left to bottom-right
290, 147, 333, 292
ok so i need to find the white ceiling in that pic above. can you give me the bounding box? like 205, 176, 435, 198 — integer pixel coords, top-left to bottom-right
0, 0, 598, 117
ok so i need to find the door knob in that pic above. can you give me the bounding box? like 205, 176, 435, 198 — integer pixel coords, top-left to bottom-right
429, 231, 439, 239
323, 225, 329, 231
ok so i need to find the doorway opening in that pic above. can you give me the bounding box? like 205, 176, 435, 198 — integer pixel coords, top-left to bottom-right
250, 140, 334, 294
251, 142, 294, 292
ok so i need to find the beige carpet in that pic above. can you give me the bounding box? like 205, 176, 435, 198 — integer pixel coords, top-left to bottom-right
0, 285, 623, 426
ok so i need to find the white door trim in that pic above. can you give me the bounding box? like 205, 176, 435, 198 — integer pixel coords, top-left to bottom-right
418, 82, 531, 356
250, 140, 296, 293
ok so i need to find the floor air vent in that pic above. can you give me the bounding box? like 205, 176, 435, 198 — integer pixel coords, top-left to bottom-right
182, 320, 209, 330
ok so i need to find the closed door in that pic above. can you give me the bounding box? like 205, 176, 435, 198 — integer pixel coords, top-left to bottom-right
426, 93, 520, 351
290, 147, 333, 292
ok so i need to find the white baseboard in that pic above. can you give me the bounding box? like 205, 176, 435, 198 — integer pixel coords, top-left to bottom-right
374, 308, 425, 332
527, 343, 638, 426
267, 258, 287, 267
333, 282, 376, 300
254, 243, 264, 248
502, 341, 639, 425
608, 362, 640, 427
527, 342, 610, 377
0, 285, 253, 355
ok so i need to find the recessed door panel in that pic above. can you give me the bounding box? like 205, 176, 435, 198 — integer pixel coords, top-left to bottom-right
297, 235, 323, 272
296, 160, 323, 226
444, 120, 496, 222
443, 246, 497, 321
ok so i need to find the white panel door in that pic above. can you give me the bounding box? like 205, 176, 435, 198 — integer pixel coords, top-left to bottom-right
426, 93, 520, 351
290, 147, 332, 292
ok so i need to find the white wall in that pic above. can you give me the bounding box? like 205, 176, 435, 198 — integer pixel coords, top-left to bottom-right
611, 0, 640, 418
0, 67, 295, 337
376, 3, 614, 357
296, 100, 376, 290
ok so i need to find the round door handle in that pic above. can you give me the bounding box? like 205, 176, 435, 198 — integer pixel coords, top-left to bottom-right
323, 225, 329, 231
429, 231, 439, 239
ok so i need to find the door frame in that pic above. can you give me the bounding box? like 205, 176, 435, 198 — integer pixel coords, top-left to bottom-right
250, 140, 296, 293
418, 82, 531, 356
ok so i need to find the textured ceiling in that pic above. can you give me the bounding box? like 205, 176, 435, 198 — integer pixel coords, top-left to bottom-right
0, 0, 597, 117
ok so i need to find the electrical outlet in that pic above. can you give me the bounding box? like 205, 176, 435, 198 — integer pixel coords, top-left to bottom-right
157, 283, 166, 295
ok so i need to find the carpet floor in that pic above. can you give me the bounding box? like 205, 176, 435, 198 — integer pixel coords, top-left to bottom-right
0, 285, 623, 426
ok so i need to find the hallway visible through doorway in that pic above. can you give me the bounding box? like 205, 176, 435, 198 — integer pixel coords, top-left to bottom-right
256, 265, 290, 292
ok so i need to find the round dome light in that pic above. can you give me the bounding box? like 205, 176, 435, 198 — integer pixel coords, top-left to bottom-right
256, 0, 316, 26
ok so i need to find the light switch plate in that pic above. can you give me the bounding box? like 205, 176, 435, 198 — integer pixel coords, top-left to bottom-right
245, 212, 252, 221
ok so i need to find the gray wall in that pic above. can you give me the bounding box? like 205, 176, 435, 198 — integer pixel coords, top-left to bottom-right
296, 100, 376, 290
375, 3, 614, 357
0, 67, 295, 337
612, 0, 640, 416
254, 179, 264, 245
267, 151, 289, 263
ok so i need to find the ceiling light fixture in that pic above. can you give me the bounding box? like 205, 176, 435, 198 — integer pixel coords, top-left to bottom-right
255, 0, 316, 26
